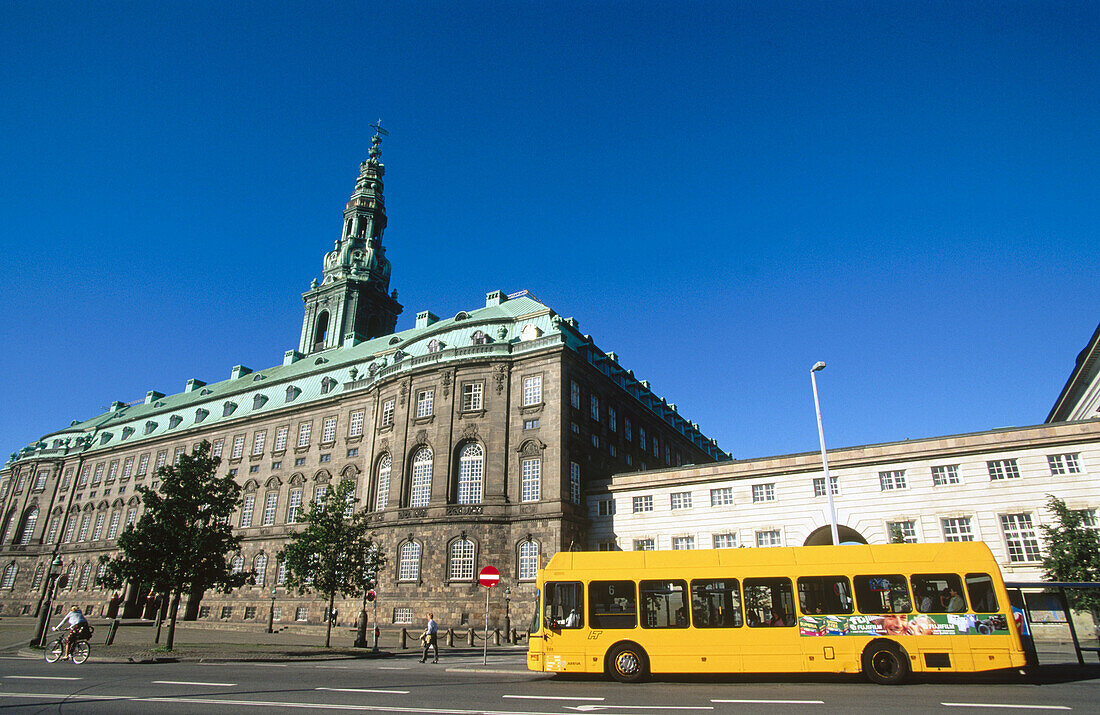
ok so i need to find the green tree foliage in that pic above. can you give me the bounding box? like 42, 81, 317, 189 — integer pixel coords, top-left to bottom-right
278, 478, 385, 647
98, 441, 250, 650
1041, 495, 1100, 620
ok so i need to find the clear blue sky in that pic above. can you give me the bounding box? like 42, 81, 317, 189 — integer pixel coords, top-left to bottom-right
1, 1, 1097, 461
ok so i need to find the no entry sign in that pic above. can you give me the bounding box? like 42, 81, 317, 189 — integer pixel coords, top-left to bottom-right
478, 565, 500, 588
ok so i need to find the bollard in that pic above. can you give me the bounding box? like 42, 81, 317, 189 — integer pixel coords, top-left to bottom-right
467, 628, 475, 647
105, 618, 120, 646
510, 627, 518, 644
493, 628, 501, 646
400, 627, 408, 649
446, 628, 455, 647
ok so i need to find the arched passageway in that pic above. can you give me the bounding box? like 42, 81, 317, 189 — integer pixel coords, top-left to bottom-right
803, 525, 868, 546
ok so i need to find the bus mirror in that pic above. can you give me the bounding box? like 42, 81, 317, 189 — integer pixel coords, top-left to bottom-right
544, 616, 559, 633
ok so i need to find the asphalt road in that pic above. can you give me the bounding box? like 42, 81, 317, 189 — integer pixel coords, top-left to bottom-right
1, 651, 1098, 713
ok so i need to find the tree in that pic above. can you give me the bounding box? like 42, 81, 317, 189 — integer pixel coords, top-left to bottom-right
99, 441, 250, 650
1041, 495, 1100, 624
279, 478, 385, 647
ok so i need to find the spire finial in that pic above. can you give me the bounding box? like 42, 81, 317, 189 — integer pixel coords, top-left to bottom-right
368, 119, 388, 164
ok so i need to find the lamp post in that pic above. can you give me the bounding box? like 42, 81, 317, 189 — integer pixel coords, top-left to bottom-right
811, 361, 840, 547
33, 554, 64, 647
504, 587, 511, 643
267, 587, 278, 634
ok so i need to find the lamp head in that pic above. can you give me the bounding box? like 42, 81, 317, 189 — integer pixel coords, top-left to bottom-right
51, 555, 63, 568
811, 361, 826, 372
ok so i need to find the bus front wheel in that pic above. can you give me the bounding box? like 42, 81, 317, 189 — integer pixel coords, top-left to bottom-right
607, 642, 649, 683
862, 640, 909, 685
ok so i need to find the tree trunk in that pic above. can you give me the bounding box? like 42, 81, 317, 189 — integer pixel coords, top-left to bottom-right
324, 591, 336, 648
165, 590, 182, 651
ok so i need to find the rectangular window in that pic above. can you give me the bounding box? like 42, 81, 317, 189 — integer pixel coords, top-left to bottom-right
608, 406, 616, 432
106, 461, 119, 483
105, 511, 121, 540
988, 459, 1020, 480
174, 446, 185, 464
462, 383, 483, 411
755, 530, 781, 547
941, 516, 975, 541
633, 538, 654, 551
78, 467, 90, 487
295, 457, 306, 466
348, 410, 364, 437
521, 458, 541, 502
931, 464, 960, 486
597, 498, 615, 516
797, 576, 854, 614
380, 399, 395, 427
691, 578, 743, 627
744, 577, 795, 627
589, 580, 637, 629
321, 417, 337, 443
231, 435, 245, 460
287, 488, 303, 523
274, 427, 288, 451
524, 418, 539, 430
46, 516, 61, 544
912, 573, 967, 613
240, 495, 255, 528
126, 508, 137, 526
591, 434, 599, 448
1048, 453, 1081, 475
752, 483, 775, 503
639, 427, 646, 451
244, 606, 257, 620
77, 514, 91, 541
570, 462, 581, 504
966, 573, 1000, 613
610, 444, 617, 457
812, 476, 839, 497
522, 376, 542, 406
276, 558, 287, 585
713, 533, 737, 549
393, 607, 413, 625
121, 457, 134, 479
670, 491, 692, 510
92, 463, 104, 485
632, 495, 653, 513
1074, 508, 1098, 529
672, 536, 695, 550
640, 579, 689, 628
887, 520, 917, 543
879, 470, 907, 491
211, 440, 224, 459
91, 513, 106, 540
262, 492, 278, 526
570, 380, 581, 409
416, 390, 434, 418
220, 606, 234, 620
1001, 513, 1042, 562
295, 607, 308, 622
297, 422, 311, 448
346, 448, 358, 458
252, 430, 266, 455
590, 394, 600, 421
853, 574, 912, 614
624, 418, 632, 441
60, 467, 73, 489
710, 487, 734, 506
155, 450, 167, 469
137, 454, 150, 476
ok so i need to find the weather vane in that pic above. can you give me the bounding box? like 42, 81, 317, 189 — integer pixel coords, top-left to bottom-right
370, 119, 388, 137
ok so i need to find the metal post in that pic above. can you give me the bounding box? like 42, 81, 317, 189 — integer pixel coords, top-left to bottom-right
267, 588, 277, 634
34, 571, 60, 647
811, 362, 840, 546
504, 587, 511, 644
372, 599, 379, 652
483, 586, 490, 664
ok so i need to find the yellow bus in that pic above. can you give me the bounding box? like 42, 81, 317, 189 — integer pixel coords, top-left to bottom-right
527, 542, 1026, 684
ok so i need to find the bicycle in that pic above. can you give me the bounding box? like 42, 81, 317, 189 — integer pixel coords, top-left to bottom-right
44, 630, 90, 664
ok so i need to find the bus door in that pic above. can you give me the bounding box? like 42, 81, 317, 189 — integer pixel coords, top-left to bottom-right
541, 581, 586, 673
796, 576, 857, 672
743, 577, 800, 671
689, 578, 745, 673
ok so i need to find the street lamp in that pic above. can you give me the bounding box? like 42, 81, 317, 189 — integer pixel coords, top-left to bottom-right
267, 587, 278, 634
33, 554, 64, 647
504, 587, 511, 643
811, 361, 840, 547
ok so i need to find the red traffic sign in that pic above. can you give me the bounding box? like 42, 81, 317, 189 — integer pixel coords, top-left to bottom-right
366, 589, 376, 602
478, 566, 500, 588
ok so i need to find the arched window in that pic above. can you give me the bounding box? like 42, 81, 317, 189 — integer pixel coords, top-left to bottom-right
254, 553, 268, 587
456, 443, 484, 505
374, 455, 391, 510
1, 511, 16, 544
253, 394, 268, 410
19, 506, 38, 545
314, 311, 330, 346
231, 555, 244, 574
285, 385, 301, 403
471, 330, 488, 345
398, 541, 421, 581
78, 562, 92, 589
64, 562, 77, 589
410, 447, 432, 508
519, 541, 540, 581
31, 562, 45, 590
448, 538, 475, 581
0, 562, 16, 589
427, 339, 441, 354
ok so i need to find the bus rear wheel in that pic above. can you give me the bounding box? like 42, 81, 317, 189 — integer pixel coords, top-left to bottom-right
607, 643, 649, 683
862, 640, 909, 685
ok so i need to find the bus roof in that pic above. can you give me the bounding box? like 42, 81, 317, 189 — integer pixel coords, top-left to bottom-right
542, 542, 1000, 577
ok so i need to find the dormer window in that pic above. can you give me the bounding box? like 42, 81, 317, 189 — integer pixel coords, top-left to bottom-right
471, 330, 488, 345
455, 311, 469, 321
320, 377, 336, 394
195, 408, 209, 424
253, 394, 268, 410
200, 388, 212, 396
252, 373, 265, 381
99, 433, 112, 445
520, 323, 542, 341
223, 401, 238, 417
427, 339, 441, 354
144, 421, 157, 435
285, 386, 301, 403
168, 415, 183, 429
121, 427, 134, 440
389, 337, 400, 345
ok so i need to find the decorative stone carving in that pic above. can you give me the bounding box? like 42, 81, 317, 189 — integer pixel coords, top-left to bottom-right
446, 505, 483, 516
441, 369, 453, 397
414, 430, 428, 446
462, 423, 479, 441
400, 378, 410, 401
494, 364, 509, 395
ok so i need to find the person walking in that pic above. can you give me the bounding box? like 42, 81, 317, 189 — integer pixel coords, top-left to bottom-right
419, 612, 439, 663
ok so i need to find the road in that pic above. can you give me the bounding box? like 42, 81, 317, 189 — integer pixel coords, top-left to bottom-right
0, 651, 1098, 713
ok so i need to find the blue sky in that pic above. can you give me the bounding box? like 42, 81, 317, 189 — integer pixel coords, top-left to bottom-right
1, 1, 1097, 461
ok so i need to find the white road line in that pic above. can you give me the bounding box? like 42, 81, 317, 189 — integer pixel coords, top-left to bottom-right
253, 663, 289, 667
4, 675, 82, 681
317, 687, 410, 695
378, 666, 410, 670
942, 705, 1071, 711
566, 707, 713, 712
504, 694, 605, 701
713, 699, 823, 705
153, 680, 237, 687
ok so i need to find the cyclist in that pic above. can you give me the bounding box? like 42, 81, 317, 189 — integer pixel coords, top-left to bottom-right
52, 606, 89, 660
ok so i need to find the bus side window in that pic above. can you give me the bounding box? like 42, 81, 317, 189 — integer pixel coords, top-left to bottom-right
640, 580, 689, 629
965, 573, 999, 613
690, 579, 742, 628
854, 575, 912, 614
589, 580, 637, 629
797, 576, 853, 615
545, 582, 584, 628
744, 577, 795, 627
912, 573, 967, 613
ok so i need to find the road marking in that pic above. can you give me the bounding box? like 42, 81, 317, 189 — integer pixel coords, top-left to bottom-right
713, 699, 823, 705
943, 705, 1071, 711
152, 680, 237, 687
504, 694, 605, 701
317, 687, 410, 695
378, 666, 410, 670
253, 663, 289, 667
315, 665, 353, 669
4, 676, 82, 681
566, 707, 713, 712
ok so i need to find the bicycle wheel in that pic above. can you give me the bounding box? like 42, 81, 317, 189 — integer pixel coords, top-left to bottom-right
44, 638, 63, 663
70, 640, 89, 664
